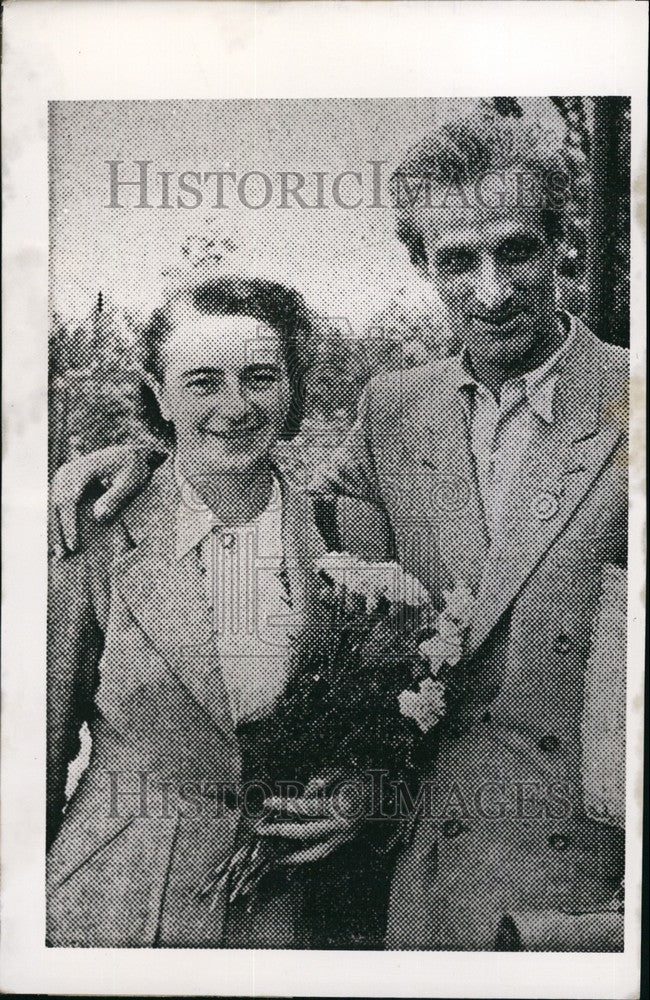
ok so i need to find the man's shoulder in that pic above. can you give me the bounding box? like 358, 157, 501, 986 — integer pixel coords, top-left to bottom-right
593, 335, 629, 372
363, 356, 457, 413
573, 316, 629, 374
582, 326, 629, 409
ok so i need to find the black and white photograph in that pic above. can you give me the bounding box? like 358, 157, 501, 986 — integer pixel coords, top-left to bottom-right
45, 93, 632, 952
1, 3, 646, 997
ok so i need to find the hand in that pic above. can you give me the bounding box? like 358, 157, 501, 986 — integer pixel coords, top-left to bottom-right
254, 774, 364, 865
51, 444, 155, 553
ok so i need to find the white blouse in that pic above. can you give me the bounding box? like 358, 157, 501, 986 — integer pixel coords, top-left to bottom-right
176, 473, 298, 725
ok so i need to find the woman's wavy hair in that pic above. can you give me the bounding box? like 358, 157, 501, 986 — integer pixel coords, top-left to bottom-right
137, 276, 313, 445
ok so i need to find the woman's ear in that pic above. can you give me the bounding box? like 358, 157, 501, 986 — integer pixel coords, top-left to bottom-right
145, 371, 172, 422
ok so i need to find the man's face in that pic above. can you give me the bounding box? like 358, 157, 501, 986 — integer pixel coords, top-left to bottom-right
416, 192, 559, 371
153, 308, 290, 477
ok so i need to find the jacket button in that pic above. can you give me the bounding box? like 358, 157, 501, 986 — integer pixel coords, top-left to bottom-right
553, 634, 573, 654
548, 833, 571, 851
442, 819, 467, 839
531, 491, 560, 521
538, 734, 560, 753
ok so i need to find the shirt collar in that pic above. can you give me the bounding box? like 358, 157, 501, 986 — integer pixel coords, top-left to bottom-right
174, 458, 283, 561
451, 312, 575, 425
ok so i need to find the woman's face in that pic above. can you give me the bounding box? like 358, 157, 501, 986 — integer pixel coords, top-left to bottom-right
153, 305, 291, 475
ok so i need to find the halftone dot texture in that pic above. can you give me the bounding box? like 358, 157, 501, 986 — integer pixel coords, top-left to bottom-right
48, 97, 629, 949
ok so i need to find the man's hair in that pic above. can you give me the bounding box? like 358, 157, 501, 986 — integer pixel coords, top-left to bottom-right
138, 276, 313, 444
391, 107, 573, 270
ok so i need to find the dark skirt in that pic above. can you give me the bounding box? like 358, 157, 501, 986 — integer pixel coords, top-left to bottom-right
219, 719, 400, 949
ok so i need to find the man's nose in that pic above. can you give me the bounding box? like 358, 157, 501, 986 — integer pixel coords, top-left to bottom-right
474, 256, 513, 313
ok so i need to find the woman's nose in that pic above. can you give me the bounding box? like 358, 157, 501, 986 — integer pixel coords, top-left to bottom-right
215, 377, 252, 421
474, 256, 513, 312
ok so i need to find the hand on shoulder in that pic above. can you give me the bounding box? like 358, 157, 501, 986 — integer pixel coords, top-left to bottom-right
50, 443, 160, 553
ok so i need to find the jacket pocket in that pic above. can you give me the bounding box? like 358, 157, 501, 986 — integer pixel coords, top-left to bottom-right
47, 769, 137, 893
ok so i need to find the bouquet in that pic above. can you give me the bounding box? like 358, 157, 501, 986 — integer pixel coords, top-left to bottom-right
199, 553, 474, 905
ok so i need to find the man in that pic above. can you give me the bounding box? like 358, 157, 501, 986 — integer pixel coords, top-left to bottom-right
52, 108, 628, 951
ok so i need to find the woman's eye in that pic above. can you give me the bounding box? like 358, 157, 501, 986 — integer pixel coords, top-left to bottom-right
435, 250, 476, 276
186, 377, 222, 393
497, 237, 542, 264
245, 370, 281, 389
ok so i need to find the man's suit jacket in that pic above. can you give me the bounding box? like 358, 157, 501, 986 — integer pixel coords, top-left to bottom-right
327, 316, 628, 951
47, 459, 391, 948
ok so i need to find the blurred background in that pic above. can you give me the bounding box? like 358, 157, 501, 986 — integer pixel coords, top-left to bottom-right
49, 96, 630, 477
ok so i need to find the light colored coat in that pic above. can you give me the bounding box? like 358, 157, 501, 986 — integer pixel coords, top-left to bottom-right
47, 460, 390, 947
328, 317, 628, 950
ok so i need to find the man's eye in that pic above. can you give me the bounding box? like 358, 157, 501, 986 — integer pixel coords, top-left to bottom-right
435, 250, 476, 275
496, 237, 542, 265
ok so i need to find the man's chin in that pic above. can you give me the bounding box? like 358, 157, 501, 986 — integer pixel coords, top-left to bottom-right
211, 455, 265, 476
464, 319, 537, 363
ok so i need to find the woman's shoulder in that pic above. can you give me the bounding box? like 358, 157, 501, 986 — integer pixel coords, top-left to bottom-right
48, 500, 131, 582
49, 472, 157, 570
274, 459, 394, 560
68, 457, 177, 557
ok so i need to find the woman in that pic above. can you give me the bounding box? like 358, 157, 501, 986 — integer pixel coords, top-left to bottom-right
47, 276, 395, 948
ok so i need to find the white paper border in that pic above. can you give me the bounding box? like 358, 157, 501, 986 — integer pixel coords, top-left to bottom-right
2, 2, 646, 996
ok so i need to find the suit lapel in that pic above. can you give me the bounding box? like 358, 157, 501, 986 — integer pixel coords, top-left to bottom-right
113, 460, 234, 735
468, 322, 627, 654
276, 471, 328, 623
407, 370, 489, 595
112, 461, 325, 728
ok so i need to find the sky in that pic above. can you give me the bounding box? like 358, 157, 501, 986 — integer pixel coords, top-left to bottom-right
49, 97, 567, 334
50, 98, 459, 332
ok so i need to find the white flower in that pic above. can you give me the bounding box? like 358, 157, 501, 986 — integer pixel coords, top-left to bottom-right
399, 678, 446, 733
417, 579, 474, 675
315, 553, 430, 611
418, 633, 463, 675
315, 551, 363, 573
441, 579, 475, 624
436, 612, 463, 640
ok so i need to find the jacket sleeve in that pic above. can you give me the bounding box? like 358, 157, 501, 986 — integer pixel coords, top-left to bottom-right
495, 909, 624, 952
47, 545, 103, 847
309, 385, 383, 505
